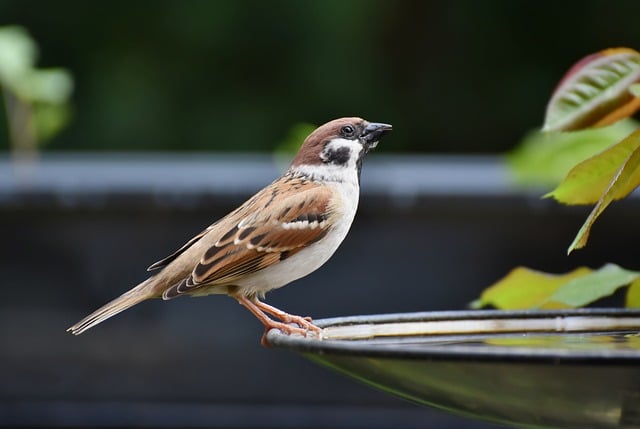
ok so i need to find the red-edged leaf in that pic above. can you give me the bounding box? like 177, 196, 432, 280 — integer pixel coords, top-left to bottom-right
544, 47, 640, 132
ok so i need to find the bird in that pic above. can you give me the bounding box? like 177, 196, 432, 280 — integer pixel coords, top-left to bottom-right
67, 117, 392, 343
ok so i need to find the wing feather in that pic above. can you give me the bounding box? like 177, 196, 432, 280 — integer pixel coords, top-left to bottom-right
162, 177, 336, 298
147, 228, 210, 271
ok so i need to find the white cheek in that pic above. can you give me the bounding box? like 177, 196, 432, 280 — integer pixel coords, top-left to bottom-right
295, 138, 362, 184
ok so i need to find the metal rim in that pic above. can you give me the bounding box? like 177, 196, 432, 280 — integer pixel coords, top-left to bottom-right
266, 309, 640, 364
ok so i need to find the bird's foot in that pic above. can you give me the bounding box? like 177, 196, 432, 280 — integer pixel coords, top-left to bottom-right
260, 319, 322, 347
277, 313, 322, 335
251, 299, 321, 335
233, 295, 323, 346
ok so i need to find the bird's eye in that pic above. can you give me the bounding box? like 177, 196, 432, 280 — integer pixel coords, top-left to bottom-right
340, 125, 355, 138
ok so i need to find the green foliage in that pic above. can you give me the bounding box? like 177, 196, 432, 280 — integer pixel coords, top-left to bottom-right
273, 122, 316, 157
474, 264, 640, 310
272, 122, 317, 171
549, 264, 640, 307
561, 129, 640, 252
471, 266, 587, 310
481, 47, 640, 311
508, 120, 638, 186
545, 127, 640, 205
509, 47, 640, 252
626, 281, 640, 307
3, 1, 639, 152
0, 26, 36, 84
0, 25, 73, 149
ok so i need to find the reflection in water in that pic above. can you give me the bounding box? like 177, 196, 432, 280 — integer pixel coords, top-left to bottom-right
483, 332, 640, 350
339, 331, 640, 352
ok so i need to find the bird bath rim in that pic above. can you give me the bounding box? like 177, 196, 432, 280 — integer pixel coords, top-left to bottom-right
265, 308, 640, 363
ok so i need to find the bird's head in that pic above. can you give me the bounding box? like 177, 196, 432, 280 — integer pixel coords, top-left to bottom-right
290, 117, 392, 182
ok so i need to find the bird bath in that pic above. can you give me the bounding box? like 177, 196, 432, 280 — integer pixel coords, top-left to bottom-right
266, 309, 640, 429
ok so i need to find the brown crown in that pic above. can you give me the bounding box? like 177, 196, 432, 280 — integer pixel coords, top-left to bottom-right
290, 117, 366, 167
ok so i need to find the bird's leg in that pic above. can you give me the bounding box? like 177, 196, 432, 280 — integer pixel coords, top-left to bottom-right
234, 296, 321, 344
252, 299, 321, 335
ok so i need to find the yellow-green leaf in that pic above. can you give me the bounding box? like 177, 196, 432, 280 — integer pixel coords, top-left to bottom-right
543, 47, 640, 132
34, 103, 72, 142
508, 120, 639, 186
547, 128, 640, 205
625, 279, 640, 308
475, 264, 640, 310
546, 264, 640, 306
17, 68, 73, 104
472, 266, 591, 310
567, 132, 640, 252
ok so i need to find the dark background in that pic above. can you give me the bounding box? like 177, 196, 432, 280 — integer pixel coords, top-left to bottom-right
1, 0, 639, 154
2, 1, 640, 428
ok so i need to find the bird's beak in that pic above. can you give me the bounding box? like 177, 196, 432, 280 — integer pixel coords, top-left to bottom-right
360, 122, 393, 148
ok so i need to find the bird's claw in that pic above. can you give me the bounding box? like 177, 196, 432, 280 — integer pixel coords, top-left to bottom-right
260, 319, 323, 347
280, 314, 321, 334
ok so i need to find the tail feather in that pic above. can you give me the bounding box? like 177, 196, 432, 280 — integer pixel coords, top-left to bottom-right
67, 279, 156, 335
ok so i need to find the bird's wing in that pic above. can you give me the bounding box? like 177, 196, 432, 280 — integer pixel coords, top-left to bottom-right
146, 228, 211, 271
162, 178, 337, 299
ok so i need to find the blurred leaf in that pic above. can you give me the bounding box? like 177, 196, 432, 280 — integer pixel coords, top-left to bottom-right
0, 25, 74, 149
543, 47, 640, 132
508, 119, 639, 186
272, 122, 316, 171
34, 103, 71, 142
546, 264, 640, 307
471, 266, 590, 310
17, 68, 73, 104
625, 279, 640, 308
547, 128, 640, 205
273, 122, 316, 157
0, 26, 37, 86
564, 130, 640, 252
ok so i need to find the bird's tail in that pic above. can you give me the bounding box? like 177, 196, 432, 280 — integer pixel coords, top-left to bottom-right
67, 278, 156, 335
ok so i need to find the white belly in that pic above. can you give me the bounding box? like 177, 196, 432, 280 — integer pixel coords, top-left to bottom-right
235, 180, 359, 298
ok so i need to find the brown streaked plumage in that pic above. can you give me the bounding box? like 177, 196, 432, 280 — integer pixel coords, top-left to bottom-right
67, 117, 392, 344
162, 179, 334, 299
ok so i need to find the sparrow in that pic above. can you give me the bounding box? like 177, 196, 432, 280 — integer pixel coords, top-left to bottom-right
67, 117, 392, 343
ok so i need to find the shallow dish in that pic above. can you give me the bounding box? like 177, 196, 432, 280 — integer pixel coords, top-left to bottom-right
266, 309, 640, 429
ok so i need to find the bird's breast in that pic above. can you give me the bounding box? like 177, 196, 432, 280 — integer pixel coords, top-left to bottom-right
236, 180, 360, 297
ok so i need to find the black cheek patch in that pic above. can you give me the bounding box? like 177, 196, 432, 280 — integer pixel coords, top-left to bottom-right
324, 146, 351, 165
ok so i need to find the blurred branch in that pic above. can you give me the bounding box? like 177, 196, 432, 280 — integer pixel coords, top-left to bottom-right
0, 25, 73, 180
3, 87, 36, 154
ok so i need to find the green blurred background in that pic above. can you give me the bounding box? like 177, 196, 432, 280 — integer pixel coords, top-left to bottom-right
3, 3, 640, 428
0, 0, 639, 154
